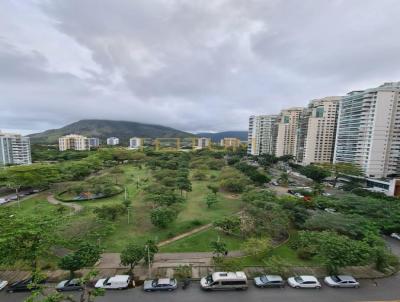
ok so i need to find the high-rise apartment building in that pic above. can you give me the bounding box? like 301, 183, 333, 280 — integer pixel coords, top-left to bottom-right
274, 107, 303, 157
334, 82, 400, 178
296, 97, 341, 165
89, 137, 100, 148
107, 137, 119, 145
129, 137, 142, 149
59, 134, 90, 151
197, 137, 210, 149
247, 115, 278, 155
0, 131, 32, 166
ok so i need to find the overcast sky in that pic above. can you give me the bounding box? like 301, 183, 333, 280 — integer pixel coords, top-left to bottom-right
1, 0, 400, 134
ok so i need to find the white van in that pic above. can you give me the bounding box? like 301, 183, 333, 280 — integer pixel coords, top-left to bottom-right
95, 275, 132, 290
200, 272, 248, 291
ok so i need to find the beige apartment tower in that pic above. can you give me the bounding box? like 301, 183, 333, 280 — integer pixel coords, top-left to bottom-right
296, 97, 341, 165
220, 137, 241, 149
59, 134, 90, 151
274, 107, 303, 157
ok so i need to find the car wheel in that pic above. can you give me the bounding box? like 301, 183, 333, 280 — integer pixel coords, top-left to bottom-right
145, 289, 151, 292
168, 289, 173, 291
295, 286, 300, 289
8, 290, 14, 293
316, 286, 321, 289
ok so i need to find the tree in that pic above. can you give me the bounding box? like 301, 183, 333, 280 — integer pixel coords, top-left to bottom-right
120, 242, 145, 275
93, 204, 125, 221
320, 162, 363, 187
204, 193, 219, 208
278, 172, 289, 187
0, 212, 59, 272
242, 237, 271, 259
210, 240, 228, 261
150, 206, 178, 228
207, 184, 219, 195
58, 242, 102, 279
300, 165, 330, 183
176, 177, 192, 196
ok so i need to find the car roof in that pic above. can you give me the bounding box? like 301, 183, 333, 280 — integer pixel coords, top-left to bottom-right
157, 278, 172, 285
299, 275, 318, 281
109, 275, 130, 282
336, 275, 356, 281
212, 272, 247, 280
263, 275, 283, 281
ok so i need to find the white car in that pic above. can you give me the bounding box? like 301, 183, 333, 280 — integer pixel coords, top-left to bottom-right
95, 275, 132, 290
288, 276, 321, 289
390, 233, 400, 240
324, 275, 359, 288
322, 192, 332, 196
0, 280, 8, 291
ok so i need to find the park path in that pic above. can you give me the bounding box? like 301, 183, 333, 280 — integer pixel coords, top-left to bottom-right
157, 223, 213, 247
47, 194, 83, 213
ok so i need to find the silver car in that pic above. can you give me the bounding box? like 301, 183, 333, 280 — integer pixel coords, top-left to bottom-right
324, 275, 360, 288
254, 275, 285, 288
143, 278, 177, 292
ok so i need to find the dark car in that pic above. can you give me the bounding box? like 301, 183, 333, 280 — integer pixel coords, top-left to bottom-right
7, 278, 44, 293
143, 278, 178, 292
56, 279, 83, 292
254, 275, 285, 288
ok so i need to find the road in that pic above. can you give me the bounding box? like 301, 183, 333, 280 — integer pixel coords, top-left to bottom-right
1, 276, 399, 302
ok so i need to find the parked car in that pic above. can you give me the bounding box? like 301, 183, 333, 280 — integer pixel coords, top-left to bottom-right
271, 181, 279, 186
294, 193, 304, 198
324, 275, 360, 288
200, 272, 248, 291
254, 275, 284, 288
143, 278, 178, 292
7, 278, 44, 293
287, 276, 321, 289
56, 279, 84, 292
322, 192, 332, 196
95, 275, 132, 290
0, 280, 8, 291
390, 233, 400, 240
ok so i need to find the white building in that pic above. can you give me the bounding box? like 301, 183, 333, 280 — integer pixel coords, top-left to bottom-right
334, 82, 400, 178
275, 107, 303, 157
0, 131, 32, 166
129, 137, 142, 149
88, 137, 100, 148
107, 137, 119, 145
59, 134, 90, 151
197, 137, 210, 149
247, 115, 278, 156
296, 97, 341, 165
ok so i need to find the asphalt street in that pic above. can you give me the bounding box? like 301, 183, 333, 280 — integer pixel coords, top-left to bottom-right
1, 273, 399, 302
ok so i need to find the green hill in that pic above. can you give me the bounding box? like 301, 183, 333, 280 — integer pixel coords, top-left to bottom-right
29, 119, 194, 144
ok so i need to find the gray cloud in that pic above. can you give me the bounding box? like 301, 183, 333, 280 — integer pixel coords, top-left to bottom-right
1, 0, 400, 133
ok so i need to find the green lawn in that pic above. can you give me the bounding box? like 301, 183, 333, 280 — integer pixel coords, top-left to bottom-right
159, 228, 243, 253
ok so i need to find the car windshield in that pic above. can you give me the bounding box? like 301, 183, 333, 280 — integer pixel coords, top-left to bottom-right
294, 277, 303, 283
260, 276, 269, 283
103, 278, 110, 285
206, 275, 213, 284
331, 276, 341, 282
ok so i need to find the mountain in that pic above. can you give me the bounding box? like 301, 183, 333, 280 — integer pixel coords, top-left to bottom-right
196, 131, 248, 142
29, 119, 194, 144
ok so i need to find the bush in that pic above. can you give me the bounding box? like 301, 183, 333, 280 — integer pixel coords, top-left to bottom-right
296, 247, 315, 260
192, 170, 208, 181
150, 206, 178, 228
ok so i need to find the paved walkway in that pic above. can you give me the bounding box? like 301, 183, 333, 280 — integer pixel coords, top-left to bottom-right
47, 194, 83, 213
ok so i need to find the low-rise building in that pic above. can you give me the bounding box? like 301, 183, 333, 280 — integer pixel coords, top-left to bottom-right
59, 134, 90, 151
129, 137, 142, 149
197, 137, 211, 149
107, 137, 119, 145
220, 137, 241, 148
0, 131, 32, 166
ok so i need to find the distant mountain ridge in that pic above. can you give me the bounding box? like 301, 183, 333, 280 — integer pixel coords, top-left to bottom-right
196, 131, 248, 142
29, 119, 194, 144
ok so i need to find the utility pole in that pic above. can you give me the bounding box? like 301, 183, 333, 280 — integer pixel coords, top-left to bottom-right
146, 245, 151, 279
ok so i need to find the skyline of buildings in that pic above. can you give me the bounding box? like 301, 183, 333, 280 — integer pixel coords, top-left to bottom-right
0, 131, 31, 166
248, 81, 400, 179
